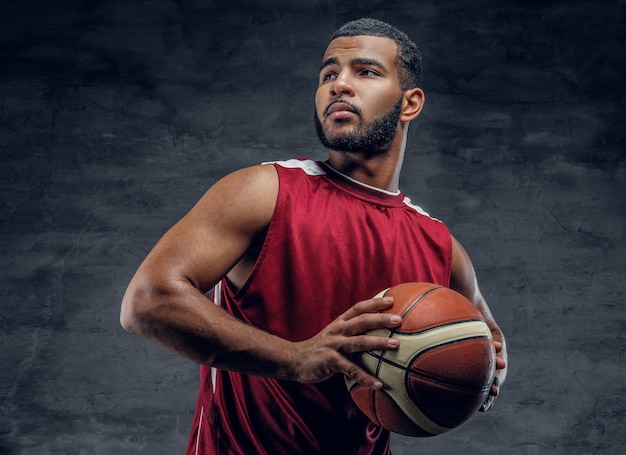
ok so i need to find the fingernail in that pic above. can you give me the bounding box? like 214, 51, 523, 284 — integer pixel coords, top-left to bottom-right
382, 297, 394, 303
390, 315, 402, 324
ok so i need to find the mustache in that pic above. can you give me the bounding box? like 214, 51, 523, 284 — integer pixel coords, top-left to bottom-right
324, 100, 362, 117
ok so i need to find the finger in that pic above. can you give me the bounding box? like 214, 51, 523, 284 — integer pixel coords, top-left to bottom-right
341, 296, 395, 321
341, 312, 402, 337
495, 356, 506, 370
488, 376, 500, 396
339, 356, 384, 390
492, 340, 503, 353
341, 333, 400, 354
479, 395, 496, 412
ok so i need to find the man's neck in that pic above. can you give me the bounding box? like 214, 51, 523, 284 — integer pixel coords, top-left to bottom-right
325, 128, 407, 192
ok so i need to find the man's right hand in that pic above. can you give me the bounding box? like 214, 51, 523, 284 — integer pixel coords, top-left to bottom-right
292, 296, 402, 389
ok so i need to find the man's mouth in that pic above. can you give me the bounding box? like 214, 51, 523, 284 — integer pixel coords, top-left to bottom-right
325, 101, 359, 119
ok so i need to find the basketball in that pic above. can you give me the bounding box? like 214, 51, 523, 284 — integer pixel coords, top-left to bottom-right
345, 282, 496, 437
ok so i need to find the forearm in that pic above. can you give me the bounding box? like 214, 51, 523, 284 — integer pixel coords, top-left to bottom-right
120, 278, 297, 380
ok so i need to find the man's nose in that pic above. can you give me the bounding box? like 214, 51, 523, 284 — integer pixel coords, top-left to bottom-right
330, 71, 355, 97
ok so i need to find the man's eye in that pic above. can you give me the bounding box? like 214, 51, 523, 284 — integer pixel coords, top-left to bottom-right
323, 73, 337, 81
361, 69, 379, 77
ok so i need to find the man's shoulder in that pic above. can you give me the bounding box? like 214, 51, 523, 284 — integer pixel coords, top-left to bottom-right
203, 164, 279, 220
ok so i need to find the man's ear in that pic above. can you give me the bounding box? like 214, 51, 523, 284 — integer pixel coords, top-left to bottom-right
400, 88, 425, 122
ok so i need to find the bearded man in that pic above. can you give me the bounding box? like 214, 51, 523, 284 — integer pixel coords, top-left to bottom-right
121, 18, 507, 455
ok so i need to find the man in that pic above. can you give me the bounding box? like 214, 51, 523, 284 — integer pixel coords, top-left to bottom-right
121, 18, 507, 455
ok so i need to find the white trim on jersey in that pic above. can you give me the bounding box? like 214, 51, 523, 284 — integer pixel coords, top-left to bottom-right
265, 159, 404, 197
319, 160, 402, 197
262, 158, 326, 176
264, 159, 442, 223
402, 196, 442, 223
195, 405, 204, 455
211, 281, 222, 394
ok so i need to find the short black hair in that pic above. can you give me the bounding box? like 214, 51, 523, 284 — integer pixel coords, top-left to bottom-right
330, 18, 422, 90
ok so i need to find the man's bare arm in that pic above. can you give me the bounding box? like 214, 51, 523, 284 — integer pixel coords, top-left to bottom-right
449, 236, 508, 411
120, 164, 402, 388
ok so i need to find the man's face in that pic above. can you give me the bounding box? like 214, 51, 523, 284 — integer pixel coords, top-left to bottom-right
314, 35, 404, 156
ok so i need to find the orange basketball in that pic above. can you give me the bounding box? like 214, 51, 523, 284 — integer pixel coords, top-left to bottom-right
346, 282, 496, 437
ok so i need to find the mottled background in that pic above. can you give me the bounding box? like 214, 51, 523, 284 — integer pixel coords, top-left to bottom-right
1, 0, 624, 454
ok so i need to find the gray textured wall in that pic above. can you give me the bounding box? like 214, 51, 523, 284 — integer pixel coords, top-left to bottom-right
1, 0, 624, 454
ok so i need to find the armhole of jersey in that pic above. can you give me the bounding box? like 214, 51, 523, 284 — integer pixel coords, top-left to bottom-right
217, 163, 281, 302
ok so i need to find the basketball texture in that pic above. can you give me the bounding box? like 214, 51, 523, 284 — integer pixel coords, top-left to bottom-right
346, 282, 496, 437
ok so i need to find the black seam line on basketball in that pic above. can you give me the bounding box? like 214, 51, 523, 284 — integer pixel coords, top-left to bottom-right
403, 338, 493, 392
399, 286, 443, 320
377, 286, 444, 378
365, 335, 491, 384
372, 318, 485, 378
409, 335, 491, 362
374, 346, 385, 377
388, 318, 486, 336
365, 335, 490, 364
370, 388, 382, 427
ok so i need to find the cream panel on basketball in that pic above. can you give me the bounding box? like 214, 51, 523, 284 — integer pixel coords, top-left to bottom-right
373, 321, 492, 435
359, 328, 392, 374
344, 331, 389, 391
383, 321, 492, 369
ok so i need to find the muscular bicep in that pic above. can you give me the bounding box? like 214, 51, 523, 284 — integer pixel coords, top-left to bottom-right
137, 165, 278, 293
449, 237, 479, 302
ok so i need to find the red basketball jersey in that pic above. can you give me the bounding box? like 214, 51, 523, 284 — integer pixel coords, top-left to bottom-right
186, 159, 452, 455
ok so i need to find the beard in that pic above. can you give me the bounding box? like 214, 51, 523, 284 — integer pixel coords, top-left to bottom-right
314, 96, 403, 156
